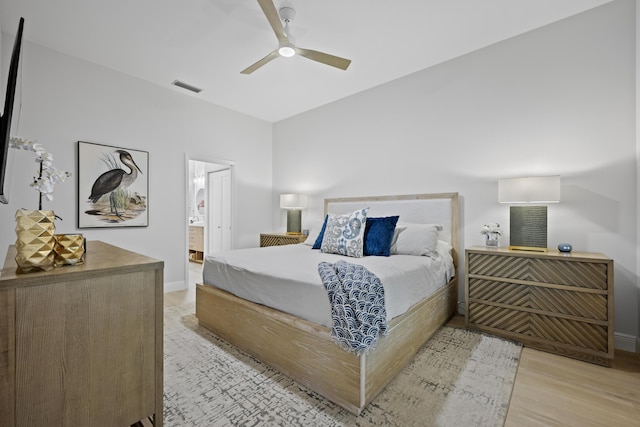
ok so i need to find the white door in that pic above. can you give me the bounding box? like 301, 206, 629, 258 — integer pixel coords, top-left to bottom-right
207, 169, 231, 254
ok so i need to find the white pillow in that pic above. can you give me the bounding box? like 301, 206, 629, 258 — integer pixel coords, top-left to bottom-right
303, 220, 323, 246
321, 208, 368, 258
390, 223, 442, 256
437, 239, 452, 255
390, 225, 407, 248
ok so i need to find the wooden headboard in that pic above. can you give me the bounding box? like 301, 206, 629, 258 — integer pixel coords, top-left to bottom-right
324, 193, 459, 265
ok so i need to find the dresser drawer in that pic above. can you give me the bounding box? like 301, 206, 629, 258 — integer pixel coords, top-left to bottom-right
468, 252, 609, 290
468, 302, 608, 352
468, 278, 608, 321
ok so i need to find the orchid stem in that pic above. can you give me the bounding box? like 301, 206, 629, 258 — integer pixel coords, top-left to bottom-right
38, 161, 43, 211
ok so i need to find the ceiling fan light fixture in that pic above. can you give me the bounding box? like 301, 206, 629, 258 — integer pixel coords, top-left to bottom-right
278, 45, 295, 57
241, 0, 351, 74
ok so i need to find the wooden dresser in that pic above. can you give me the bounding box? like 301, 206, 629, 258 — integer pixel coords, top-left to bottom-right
259, 233, 307, 247
465, 246, 613, 366
0, 241, 164, 427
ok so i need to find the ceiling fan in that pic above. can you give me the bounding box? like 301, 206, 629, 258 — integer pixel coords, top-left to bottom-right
241, 0, 352, 74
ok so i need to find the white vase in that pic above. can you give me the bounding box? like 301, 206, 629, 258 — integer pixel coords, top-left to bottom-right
485, 233, 499, 248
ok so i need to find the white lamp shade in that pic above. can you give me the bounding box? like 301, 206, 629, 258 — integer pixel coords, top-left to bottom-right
280, 193, 307, 209
498, 176, 561, 203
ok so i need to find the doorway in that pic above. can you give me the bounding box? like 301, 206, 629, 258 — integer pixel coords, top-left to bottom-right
207, 169, 231, 253
186, 157, 234, 290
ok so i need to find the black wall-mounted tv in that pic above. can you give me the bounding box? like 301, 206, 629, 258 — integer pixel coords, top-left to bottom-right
0, 17, 24, 204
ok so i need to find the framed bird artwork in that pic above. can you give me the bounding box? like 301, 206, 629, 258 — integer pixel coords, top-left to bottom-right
77, 141, 149, 228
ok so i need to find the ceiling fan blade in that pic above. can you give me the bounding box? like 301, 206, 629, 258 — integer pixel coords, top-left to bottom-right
241, 50, 280, 74
257, 0, 288, 44
295, 47, 351, 71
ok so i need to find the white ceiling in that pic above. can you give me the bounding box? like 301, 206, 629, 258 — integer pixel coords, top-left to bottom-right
0, 0, 612, 123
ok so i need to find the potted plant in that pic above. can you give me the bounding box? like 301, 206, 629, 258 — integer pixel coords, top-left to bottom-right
480, 222, 502, 248
10, 137, 71, 272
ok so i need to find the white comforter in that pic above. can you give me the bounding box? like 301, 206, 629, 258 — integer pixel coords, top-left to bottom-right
202, 243, 455, 328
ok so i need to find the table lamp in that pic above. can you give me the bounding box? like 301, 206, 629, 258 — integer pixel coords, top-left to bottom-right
280, 193, 307, 235
498, 176, 560, 252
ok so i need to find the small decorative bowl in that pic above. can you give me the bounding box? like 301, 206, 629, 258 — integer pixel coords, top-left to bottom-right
557, 243, 573, 253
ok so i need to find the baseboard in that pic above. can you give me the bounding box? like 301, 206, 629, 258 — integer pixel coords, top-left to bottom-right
164, 280, 186, 293
614, 332, 638, 352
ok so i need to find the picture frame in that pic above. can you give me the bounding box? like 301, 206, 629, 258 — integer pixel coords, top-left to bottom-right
77, 141, 149, 228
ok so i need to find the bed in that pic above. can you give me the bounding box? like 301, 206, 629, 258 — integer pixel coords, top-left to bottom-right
195, 193, 459, 415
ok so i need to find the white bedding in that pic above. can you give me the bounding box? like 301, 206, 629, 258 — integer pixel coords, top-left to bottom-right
202, 243, 455, 328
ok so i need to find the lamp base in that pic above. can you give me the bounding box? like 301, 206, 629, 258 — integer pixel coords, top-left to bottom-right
509, 206, 548, 252
286, 209, 302, 234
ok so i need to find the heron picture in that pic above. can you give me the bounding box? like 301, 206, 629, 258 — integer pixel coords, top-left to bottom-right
77, 141, 148, 228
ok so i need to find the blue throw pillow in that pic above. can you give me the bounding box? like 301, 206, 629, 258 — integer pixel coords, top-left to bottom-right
312, 215, 328, 249
364, 216, 399, 256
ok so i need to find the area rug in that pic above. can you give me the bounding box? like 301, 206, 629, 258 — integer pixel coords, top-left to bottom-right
163, 301, 522, 426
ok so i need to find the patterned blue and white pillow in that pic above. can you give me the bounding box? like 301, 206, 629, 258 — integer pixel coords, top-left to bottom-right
320, 208, 368, 258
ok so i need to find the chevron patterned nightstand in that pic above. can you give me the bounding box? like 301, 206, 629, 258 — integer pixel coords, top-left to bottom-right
259, 233, 307, 247
465, 246, 614, 366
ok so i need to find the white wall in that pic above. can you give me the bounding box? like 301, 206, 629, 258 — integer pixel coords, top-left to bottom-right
0, 39, 273, 290
273, 1, 638, 346
636, 0, 640, 351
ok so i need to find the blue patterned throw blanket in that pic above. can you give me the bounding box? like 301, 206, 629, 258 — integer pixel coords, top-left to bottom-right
317, 260, 388, 355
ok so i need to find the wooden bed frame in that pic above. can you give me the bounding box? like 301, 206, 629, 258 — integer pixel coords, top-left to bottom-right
195, 193, 459, 415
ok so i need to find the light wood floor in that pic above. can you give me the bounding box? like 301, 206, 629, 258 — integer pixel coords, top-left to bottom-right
446, 315, 640, 426
174, 262, 640, 426
506, 346, 640, 426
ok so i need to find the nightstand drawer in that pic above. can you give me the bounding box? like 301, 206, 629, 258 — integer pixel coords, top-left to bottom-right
468, 302, 608, 352
468, 252, 609, 290
468, 278, 608, 321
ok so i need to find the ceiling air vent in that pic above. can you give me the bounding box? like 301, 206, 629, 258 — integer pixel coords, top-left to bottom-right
172, 80, 202, 94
